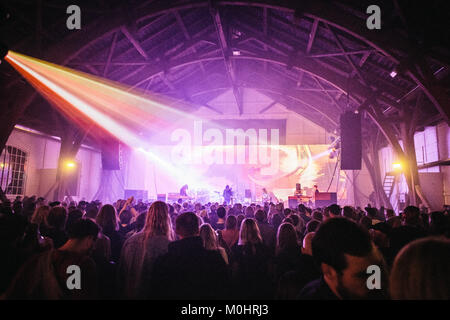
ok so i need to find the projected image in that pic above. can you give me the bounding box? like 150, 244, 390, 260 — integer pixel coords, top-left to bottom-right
132, 119, 347, 203
143, 144, 346, 203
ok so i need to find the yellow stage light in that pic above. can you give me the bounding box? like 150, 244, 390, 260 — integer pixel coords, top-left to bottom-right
392, 162, 402, 170
65, 161, 76, 168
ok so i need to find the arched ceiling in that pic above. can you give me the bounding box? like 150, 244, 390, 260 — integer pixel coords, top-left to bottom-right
1, 0, 449, 145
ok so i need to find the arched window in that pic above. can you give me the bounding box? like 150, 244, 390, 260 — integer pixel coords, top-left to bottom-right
0, 146, 27, 196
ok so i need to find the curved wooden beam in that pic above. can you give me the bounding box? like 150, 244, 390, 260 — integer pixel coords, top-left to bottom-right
9, 0, 448, 131
185, 84, 338, 127
124, 50, 403, 112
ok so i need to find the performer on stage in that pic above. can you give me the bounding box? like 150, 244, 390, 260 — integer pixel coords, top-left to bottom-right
223, 185, 233, 205
180, 184, 189, 197
313, 185, 319, 207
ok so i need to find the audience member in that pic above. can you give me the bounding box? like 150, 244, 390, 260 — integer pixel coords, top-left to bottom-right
327, 204, 341, 218
2, 194, 449, 301
96, 204, 123, 263
4, 219, 99, 299
390, 237, 450, 299
220, 215, 239, 250
149, 212, 229, 299
305, 219, 320, 234
255, 209, 276, 252
298, 218, 388, 300
213, 207, 226, 230
389, 206, 428, 259
118, 201, 172, 299
65, 209, 83, 233
274, 223, 302, 280
231, 218, 273, 299
199, 223, 228, 264
41, 206, 68, 249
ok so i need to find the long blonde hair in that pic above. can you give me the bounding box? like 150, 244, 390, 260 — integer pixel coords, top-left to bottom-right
276, 222, 298, 254
96, 204, 118, 233
390, 237, 450, 299
143, 201, 173, 241
238, 218, 262, 246
199, 223, 218, 250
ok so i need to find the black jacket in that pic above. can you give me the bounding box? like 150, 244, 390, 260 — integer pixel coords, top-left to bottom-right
231, 242, 274, 299
148, 236, 230, 299
297, 277, 339, 300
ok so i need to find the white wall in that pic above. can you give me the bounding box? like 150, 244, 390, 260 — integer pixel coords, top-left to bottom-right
5, 126, 102, 201
194, 88, 333, 145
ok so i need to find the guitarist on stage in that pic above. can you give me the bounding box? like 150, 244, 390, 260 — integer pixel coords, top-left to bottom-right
223, 185, 233, 205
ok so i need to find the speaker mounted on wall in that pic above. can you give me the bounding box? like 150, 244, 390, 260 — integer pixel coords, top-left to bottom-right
340, 111, 362, 170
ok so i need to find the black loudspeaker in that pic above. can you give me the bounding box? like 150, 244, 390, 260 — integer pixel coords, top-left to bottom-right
245, 189, 252, 198
314, 192, 337, 208
101, 139, 120, 170
340, 111, 362, 170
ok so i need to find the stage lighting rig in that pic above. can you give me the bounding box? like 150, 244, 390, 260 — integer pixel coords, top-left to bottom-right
392, 162, 403, 171
64, 159, 77, 170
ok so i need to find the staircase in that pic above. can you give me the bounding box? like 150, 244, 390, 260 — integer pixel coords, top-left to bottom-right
383, 174, 396, 199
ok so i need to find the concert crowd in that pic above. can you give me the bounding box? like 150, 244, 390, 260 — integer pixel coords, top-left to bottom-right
0, 195, 449, 300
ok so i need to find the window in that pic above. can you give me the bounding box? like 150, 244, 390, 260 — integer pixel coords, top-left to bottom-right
414, 127, 440, 173
0, 146, 27, 196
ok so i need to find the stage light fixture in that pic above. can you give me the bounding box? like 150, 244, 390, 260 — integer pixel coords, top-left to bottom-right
65, 160, 76, 169
392, 162, 402, 170
390, 61, 407, 79
328, 147, 338, 159
390, 69, 398, 78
